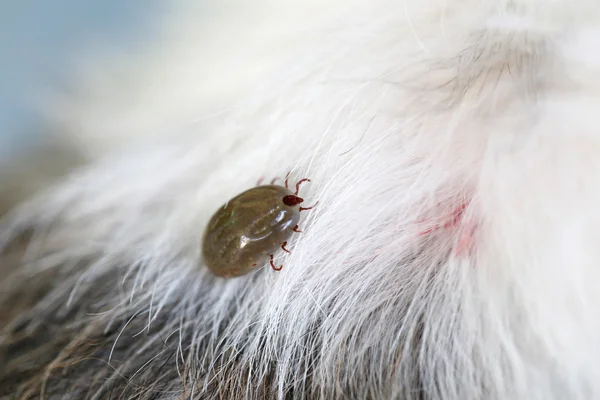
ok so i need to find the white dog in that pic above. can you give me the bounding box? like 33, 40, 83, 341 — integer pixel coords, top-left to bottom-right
2, 1, 600, 399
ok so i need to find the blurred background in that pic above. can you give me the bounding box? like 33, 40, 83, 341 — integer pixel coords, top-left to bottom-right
0, 0, 329, 209
0, 1, 162, 159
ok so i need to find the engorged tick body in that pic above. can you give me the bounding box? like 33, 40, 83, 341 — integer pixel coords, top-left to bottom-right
202, 178, 315, 278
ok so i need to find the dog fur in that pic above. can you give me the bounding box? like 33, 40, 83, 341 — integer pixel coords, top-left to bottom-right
2, 0, 600, 398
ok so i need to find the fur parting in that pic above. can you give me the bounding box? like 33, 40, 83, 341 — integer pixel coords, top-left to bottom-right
2, 0, 600, 399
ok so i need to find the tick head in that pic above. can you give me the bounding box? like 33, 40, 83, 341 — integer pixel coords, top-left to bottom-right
282, 195, 304, 207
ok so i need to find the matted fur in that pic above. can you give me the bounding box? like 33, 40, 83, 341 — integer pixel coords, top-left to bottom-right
2, 0, 600, 399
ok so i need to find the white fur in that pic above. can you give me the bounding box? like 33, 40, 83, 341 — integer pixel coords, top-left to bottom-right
3, 0, 600, 398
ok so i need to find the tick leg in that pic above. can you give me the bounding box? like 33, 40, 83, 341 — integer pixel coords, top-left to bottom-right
284, 171, 292, 189
270, 177, 279, 185
299, 201, 318, 212
256, 177, 265, 185
295, 178, 311, 195
270, 254, 283, 271
292, 224, 302, 233
281, 241, 291, 253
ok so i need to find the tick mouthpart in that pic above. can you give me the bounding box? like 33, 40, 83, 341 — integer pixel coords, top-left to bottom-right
282, 195, 304, 207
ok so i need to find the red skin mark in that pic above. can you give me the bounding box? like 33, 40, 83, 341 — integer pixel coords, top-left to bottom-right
292, 224, 302, 233
455, 225, 476, 256
417, 201, 475, 255
281, 241, 291, 253
270, 254, 283, 271
418, 202, 468, 236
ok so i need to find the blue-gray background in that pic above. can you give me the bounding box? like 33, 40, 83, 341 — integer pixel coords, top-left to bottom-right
0, 1, 162, 158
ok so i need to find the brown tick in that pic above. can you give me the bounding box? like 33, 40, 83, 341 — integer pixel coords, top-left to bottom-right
202, 174, 316, 278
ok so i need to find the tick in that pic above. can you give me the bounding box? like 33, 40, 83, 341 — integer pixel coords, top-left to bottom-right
202, 175, 316, 278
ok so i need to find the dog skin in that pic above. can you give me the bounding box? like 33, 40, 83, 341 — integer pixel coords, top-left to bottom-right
2, 0, 600, 398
